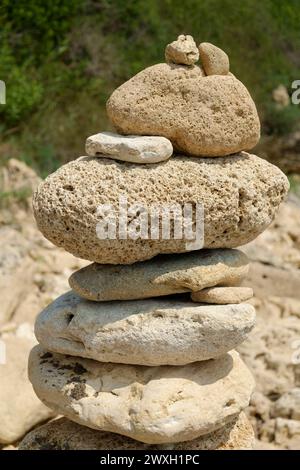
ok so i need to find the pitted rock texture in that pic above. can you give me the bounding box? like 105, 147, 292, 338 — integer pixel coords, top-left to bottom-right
69, 249, 249, 301
199, 42, 230, 76
28, 346, 254, 444
106, 63, 260, 157
19, 413, 254, 450
165, 35, 199, 65
191, 286, 253, 304
33, 153, 289, 264
35, 291, 256, 365
85, 132, 173, 164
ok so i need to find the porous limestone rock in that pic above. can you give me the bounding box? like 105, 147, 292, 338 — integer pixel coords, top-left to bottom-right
191, 287, 253, 304
198, 42, 230, 76
165, 35, 199, 65
33, 153, 289, 264
28, 346, 255, 444
19, 413, 254, 450
85, 132, 173, 164
69, 249, 249, 301
35, 291, 256, 365
106, 63, 260, 156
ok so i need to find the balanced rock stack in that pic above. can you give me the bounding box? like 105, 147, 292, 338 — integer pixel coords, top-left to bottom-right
21, 36, 289, 451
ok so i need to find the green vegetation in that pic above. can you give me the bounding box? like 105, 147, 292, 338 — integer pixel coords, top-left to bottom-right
0, 0, 300, 175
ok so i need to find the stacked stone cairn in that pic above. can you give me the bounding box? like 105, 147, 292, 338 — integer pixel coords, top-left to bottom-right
21, 36, 289, 450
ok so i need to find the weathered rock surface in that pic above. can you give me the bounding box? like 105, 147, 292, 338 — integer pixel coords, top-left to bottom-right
0, 228, 34, 325
35, 291, 255, 365
274, 418, 300, 449
19, 413, 254, 450
165, 35, 199, 65
29, 347, 254, 444
69, 249, 249, 301
33, 153, 289, 264
85, 132, 173, 164
272, 389, 300, 420
107, 63, 260, 156
191, 287, 253, 304
198, 42, 230, 76
0, 335, 53, 444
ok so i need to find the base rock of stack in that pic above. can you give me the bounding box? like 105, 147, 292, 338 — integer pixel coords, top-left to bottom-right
19, 412, 254, 450
106, 63, 260, 157
69, 249, 249, 301
35, 291, 256, 365
29, 346, 254, 444
33, 153, 289, 264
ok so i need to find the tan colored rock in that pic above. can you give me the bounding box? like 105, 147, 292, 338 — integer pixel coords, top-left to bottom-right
0, 227, 34, 325
165, 35, 199, 65
107, 63, 260, 157
242, 262, 300, 299
198, 42, 230, 75
19, 413, 254, 450
191, 287, 253, 304
272, 85, 290, 108
85, 132, 173, 164
274, 418, 300, 449
35, 291, 255, 365
0, 336, 53, 444
29, 347, 254, 444
33, 153, 289, 265
70, 249, 249, 301
272, 389, 300, 420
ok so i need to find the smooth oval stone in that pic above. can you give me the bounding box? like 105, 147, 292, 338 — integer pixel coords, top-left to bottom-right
19, 413, 255, 450
69, 249, 249, 301
198, 42, 230, 76
191, 287, 253, 304
35, 291, 256, 365
85, 132, 173, 164
28, 347, 255, 444
32, 153, 289, 265
106, 63, 260, 157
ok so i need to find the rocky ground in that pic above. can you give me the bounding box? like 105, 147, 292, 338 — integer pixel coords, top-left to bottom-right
0, 159, 299, 450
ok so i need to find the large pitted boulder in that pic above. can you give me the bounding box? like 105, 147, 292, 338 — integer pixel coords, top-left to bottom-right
19, 413, 255, 450
106, 63, 260, 157
33, 153, 289, 264
34, 291, 256, 365
28, 346, 254, 444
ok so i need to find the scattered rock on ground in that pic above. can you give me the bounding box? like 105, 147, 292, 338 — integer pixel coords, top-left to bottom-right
0, 334, 53, 444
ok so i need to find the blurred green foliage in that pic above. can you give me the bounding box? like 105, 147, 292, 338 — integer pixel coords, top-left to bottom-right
0, 0, 300, 174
